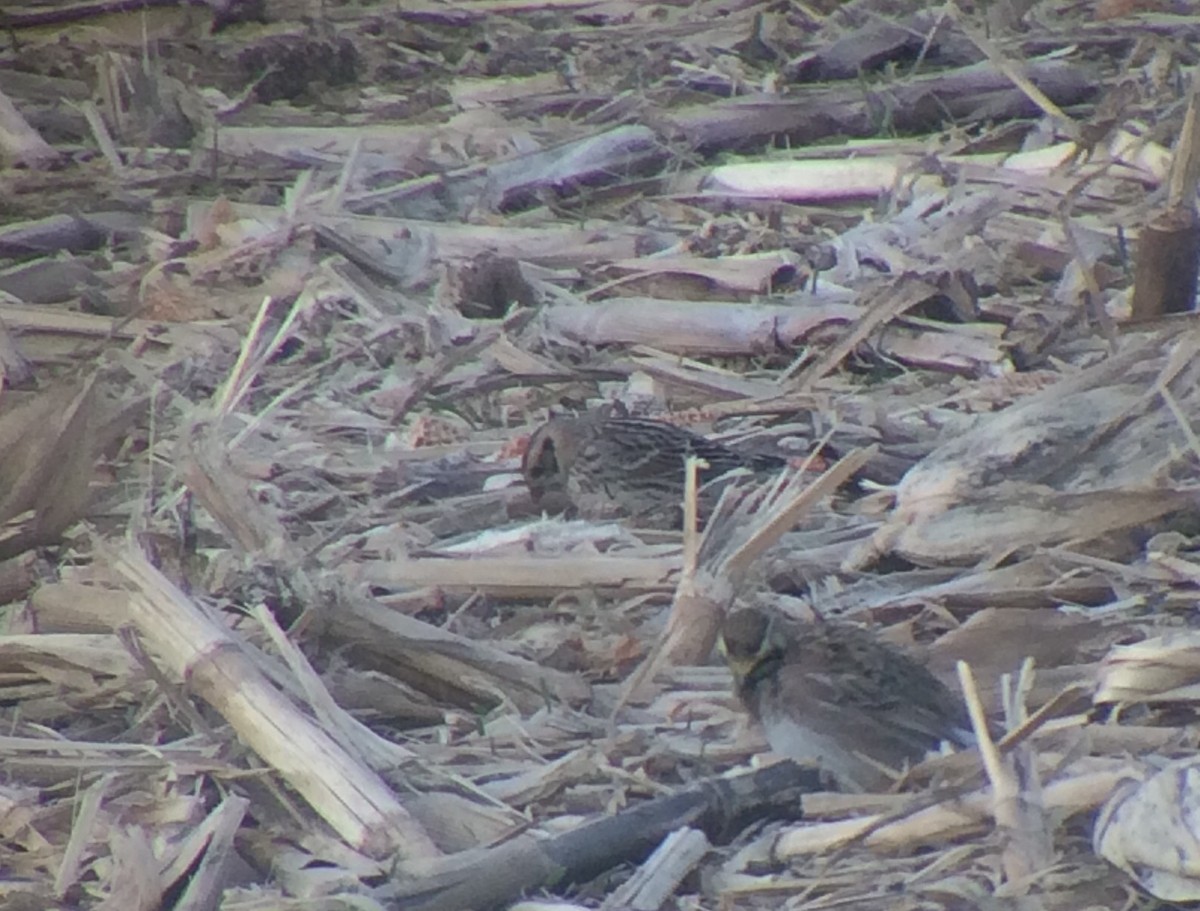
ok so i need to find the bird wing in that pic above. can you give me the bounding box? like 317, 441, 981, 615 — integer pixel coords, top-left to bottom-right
786, 620, 972, 748
598, 420, 770, 478
781, 665, 956, 764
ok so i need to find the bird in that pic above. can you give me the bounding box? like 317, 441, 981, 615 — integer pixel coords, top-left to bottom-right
522, 414, 785, 529
717, 604, 972, 791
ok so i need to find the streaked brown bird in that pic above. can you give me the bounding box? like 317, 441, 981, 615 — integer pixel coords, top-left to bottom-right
718, 605, 972, 791
522, 414, 784, 529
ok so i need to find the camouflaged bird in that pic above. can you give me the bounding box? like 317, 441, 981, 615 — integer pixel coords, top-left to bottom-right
522, 414, 785, 529
718, 605, 972, 791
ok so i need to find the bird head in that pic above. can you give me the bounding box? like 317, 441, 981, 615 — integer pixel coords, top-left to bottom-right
717, 606, 782, 686
523, 419, 585, 506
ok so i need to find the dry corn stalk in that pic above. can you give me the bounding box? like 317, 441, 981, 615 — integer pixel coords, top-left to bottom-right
1095, 632, 1200, 704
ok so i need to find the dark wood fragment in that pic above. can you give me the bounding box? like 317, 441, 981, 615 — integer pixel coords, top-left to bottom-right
383, 760, 821, 911
1130, 207, 1200, 320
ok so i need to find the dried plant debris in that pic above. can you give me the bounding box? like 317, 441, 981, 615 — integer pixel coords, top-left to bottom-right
857, 325, 1200, 567
1094, 759, 1200, 901
1095, 631, 1200, 705
0, 372, 141, 559
3, 1, 1200, 909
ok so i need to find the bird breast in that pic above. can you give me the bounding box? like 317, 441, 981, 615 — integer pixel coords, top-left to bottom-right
757, 703, 886, 792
